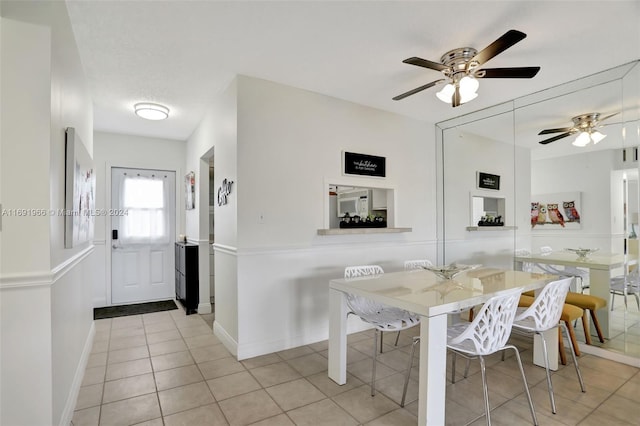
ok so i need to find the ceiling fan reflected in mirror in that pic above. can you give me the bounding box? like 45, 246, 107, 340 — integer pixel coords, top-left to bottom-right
538, 112, 619, 147
393, 29, 541, 107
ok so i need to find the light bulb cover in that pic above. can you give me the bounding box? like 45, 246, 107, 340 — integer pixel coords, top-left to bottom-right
134, 103, 169, 120
590, 130, 606, 144
572, 131, 591, 147
459, 75, 479, 94
436, 83, 455, 103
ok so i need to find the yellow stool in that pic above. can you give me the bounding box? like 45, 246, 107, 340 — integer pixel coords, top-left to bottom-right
564, 292, 606, 344
519, 295, 584, 365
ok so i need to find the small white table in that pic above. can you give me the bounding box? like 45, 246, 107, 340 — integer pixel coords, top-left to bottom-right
514, 251, 627, 339
328, 268, 554, 426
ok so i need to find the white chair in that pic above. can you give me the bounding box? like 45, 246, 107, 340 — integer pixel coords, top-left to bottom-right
344, 265, 420, 397
610, 268, 640, 310
538, 246, 589, 292
403, 259, 433, 270
510, 277, 585, 414
401, 288, 538, 426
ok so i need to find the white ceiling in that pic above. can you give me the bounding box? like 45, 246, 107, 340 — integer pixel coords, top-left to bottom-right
64, 1, 640, 142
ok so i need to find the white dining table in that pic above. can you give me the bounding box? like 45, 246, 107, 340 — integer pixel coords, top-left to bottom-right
328, 268, 555, 425
514, 250, 628, 339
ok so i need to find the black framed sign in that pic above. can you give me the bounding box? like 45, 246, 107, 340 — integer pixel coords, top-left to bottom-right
343, 151, 386, 177
477, 172, 500, 190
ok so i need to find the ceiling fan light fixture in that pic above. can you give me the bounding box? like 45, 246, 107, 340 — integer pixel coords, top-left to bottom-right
572, 131, 591, 147
459, 75, 479, 94
591, 130, 606, 144
436, 83, 455, 103
134, 102, 169, 120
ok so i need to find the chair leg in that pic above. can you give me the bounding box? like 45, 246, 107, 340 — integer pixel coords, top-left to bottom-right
468, 308, 474, 322
463, 359, 471, 379
400, 337, 419, 407
580, 311, 592, 345
371, 329, 378, 396
507, 345, 538, 425
380, 330, 384, 353
558, 327, 567, 365
538, 330, 557, 414
451, 351, 457, 384
610, 293, 615, 311
635, 293, 640, 310
588, 309, 605, 343
479, 356, 491, 426
564, 320, 581, 357
560, 322, 586, 393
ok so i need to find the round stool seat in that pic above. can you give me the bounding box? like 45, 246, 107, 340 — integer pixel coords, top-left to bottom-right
564, 293, 606, 310
564, 292, 606, 344
561, 303, 584, 322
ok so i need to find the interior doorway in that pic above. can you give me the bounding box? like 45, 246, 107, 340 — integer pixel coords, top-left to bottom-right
208, 156, 215, 305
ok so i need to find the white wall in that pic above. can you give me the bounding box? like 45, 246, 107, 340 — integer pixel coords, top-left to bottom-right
92, 131, 186, 307
0, 2, 95, 425
190, 76, 437, 359
441, 127, 531, 269
186, 79, 239, 349
531, 149, 619, 251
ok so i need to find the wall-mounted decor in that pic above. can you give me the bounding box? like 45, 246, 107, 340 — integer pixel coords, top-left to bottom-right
477, 171, 500, 190
217, 178, 234, 206
185, 172, 195, 210
64, 127, 95, 248
343, 151, 386, 177
531, 191, 582, 229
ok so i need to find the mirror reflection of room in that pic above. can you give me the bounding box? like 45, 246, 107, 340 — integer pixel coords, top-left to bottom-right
329, 185, 388, 229
438, 60, 640, 364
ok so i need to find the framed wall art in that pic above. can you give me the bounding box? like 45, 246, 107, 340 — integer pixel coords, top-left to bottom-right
185, 171, 195, 210
64, 127, 96, 248
531, 191, 582, 230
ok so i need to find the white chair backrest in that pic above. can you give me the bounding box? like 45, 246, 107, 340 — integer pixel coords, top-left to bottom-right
345, 265, 384, 278
514, 278, 572, 330
344, 265, 385, 317
449, 287, 522, 355
404, 259, 433, 270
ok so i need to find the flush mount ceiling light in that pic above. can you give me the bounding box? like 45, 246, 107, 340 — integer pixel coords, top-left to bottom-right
134, 102, 169, 120
393, 30, 541, 107
538, 112, 618, 147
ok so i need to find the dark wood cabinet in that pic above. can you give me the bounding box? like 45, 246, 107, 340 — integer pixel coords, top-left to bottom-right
175, 242, 199, 314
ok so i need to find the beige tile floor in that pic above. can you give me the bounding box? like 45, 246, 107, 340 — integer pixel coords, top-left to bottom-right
72, 306, 640, 426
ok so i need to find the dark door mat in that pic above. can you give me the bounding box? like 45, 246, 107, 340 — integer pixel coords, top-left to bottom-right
94, 300, 178, 320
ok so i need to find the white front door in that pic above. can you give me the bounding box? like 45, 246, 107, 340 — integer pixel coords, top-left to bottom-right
111, 167, 176, 304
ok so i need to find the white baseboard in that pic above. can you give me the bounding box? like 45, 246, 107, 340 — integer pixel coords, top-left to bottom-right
213, 320, 238, 358
236, 319, 371, 361
59, 322, 95, 426
581, 343, 640, 368
197, 302, 212, 314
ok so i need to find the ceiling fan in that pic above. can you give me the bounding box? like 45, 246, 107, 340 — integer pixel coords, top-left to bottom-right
538, 112, 618, 146
393, 29, 540, 107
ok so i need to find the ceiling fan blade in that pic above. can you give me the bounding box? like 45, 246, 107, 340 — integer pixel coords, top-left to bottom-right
452, 85, 461, 108
402, 57, 448, 72
476, 67, 541, 79
599, 112, 619, 122
539, 132, 573, 145
470, 29, 527, 67
538, 127, 574, 135
392, 79, 445, 101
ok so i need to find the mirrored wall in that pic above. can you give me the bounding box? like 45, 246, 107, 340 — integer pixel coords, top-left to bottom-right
436, 61, 640, 362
